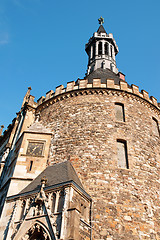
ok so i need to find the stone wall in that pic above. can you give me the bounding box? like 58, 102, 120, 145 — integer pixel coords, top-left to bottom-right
38, 86, 160, 240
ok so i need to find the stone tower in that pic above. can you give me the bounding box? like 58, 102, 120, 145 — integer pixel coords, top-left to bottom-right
0, 19, 160, 240
86, 16, 119, 75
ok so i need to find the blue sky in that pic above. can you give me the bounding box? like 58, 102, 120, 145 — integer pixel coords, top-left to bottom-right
0, 0, 160, 131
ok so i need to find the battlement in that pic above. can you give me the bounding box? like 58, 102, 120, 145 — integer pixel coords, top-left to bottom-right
36, 78, 160, 110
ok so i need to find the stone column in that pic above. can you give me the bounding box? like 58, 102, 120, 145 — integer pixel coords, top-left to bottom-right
112, 46, 115, 60
102, 40, 105, 56
95, 41, 98, 56
108, 43, 111, 58
60, 188, 69, 239
15, 200, 23, 221
23, 198, 30, 217
90, 45, 93, 59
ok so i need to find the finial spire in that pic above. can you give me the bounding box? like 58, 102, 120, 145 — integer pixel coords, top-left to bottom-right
98, 16, 104, 25
21, 86, 32, 108
41, 176, 47, 188
0, 125, 4, 136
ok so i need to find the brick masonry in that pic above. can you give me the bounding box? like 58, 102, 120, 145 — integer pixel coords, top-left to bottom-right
38, 89, 160, 240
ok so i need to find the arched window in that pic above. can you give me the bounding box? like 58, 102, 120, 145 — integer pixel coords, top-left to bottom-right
117, 140, 129, 169
105, 42, 109, 55
115, 103, 125, 122
26, 223, 50, 240
98, 42, 102, 55
152, 117, 160, 136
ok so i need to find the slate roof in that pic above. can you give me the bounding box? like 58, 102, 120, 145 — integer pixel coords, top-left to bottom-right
86, 68, 130, 86
97, 25, 107, 34
20, 161, 84, 195
26, 121, 52, 134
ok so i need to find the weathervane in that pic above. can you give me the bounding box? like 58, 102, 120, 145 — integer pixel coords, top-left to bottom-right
98, 16, 104, 25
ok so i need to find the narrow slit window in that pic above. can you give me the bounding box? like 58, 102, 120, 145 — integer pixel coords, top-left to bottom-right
29, 161, 33, 171
110, 45, 112, 57
117, 140, 129, 169
115, 103, 125, 122
98, 42, 102, 55
152, 117, 160, 136
105, 42, 109, 55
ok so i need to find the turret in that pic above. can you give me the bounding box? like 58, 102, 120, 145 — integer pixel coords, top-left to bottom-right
85, 17, 119, 75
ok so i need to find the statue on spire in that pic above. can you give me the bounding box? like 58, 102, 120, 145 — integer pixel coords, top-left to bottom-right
98, 16, 104, 25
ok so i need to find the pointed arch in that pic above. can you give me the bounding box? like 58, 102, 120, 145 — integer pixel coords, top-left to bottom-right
21, 221, 52, 240
13, 220, 54, 240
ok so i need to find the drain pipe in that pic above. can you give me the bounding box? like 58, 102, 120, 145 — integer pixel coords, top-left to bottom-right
90, 199, 92, 240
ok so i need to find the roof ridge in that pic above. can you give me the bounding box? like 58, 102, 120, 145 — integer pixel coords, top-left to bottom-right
18, 161, 84, 195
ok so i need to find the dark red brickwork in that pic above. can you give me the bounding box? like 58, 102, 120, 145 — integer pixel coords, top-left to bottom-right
38, 89, 160, 239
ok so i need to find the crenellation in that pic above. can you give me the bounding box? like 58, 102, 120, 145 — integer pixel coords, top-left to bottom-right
150, 96, 158, 107
93, 78, 101, 88
35, 78, 160, 112
107, 79, 115, 88
55, 84, 64, 96
45, 90, 54, 100
79, 79, 88, 89
37, 96, 45, 105
120, 80, 128, 90
66, 81, 75, 92
141, 90, 149, 101
131, 84, 140, 95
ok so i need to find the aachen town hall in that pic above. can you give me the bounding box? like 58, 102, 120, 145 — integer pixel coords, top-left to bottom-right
0, 18, 160, 240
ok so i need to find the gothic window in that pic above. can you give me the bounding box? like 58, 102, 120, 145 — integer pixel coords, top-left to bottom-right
110, 45, 112, 57
27, 224, 50, 240
152, 117, 160, 136
98, 42, 102, 55
105, 42, 109, 55
115, 103, 125, 122
57, 190, 64, 212
117, 140, 129, 169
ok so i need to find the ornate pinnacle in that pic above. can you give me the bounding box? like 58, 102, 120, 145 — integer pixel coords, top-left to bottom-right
41, 176, 47, 186
98, 16, 104, 25
0, 125, 4, 136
